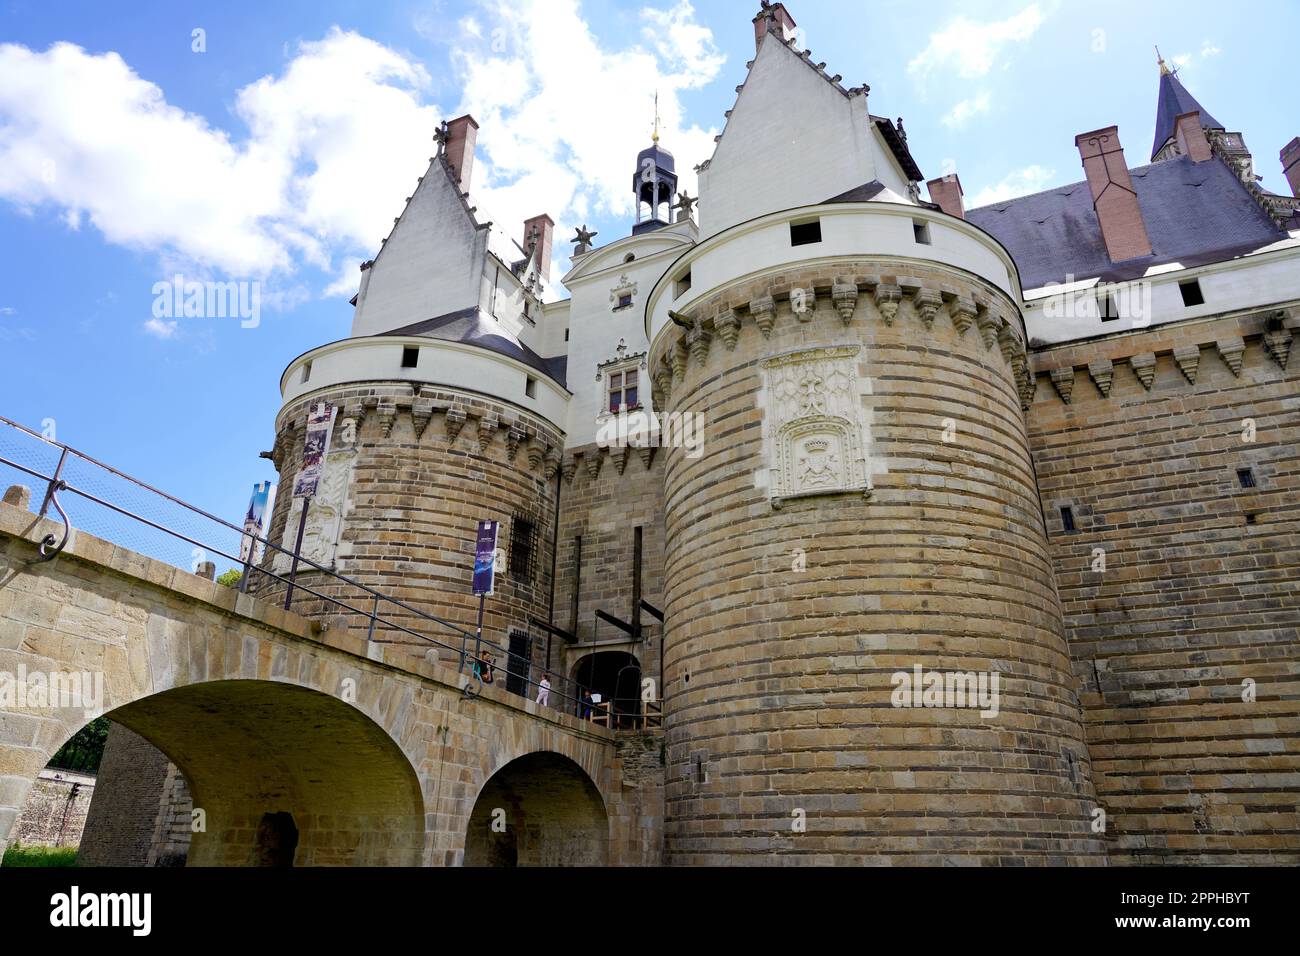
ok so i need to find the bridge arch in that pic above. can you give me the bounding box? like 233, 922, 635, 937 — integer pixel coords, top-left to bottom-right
464, 751, 608, 866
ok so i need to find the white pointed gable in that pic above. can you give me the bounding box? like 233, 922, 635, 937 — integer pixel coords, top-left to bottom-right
351, 158, 489, 338
697, 35, 912, 239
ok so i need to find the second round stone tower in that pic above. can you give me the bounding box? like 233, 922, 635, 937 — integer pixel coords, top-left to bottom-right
646, 199, 1107, 865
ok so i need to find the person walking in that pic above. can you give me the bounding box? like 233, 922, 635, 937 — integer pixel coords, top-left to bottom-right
536, 672, 551, 707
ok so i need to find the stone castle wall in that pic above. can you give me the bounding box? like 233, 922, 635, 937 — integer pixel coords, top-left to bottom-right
1027, 309, 1300, 864
649, 260, 1106, 865
8, 768, 95, 849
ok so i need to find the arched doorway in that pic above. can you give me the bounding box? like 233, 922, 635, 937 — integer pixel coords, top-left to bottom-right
572, 652, 642, 727
464, 752, 608, 866
56, 680, 425, 866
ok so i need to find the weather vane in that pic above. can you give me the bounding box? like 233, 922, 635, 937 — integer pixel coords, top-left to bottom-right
652, 91, 661, 144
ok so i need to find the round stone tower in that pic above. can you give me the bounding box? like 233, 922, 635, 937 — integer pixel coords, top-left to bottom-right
646, 201, 1107, 864
257, 334, 565, 666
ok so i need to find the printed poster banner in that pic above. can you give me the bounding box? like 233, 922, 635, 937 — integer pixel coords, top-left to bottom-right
292, 402, 336, 498
239, 480, 276, 564
472, 519, 499, 596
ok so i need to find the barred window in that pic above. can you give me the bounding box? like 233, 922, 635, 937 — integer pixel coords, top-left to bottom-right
509, 516, 536, 583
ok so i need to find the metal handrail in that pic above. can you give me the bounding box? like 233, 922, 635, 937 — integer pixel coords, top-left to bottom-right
0, 413, 622, 718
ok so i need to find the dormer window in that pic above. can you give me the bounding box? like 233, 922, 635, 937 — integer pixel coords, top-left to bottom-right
616, 293, 633, 310
607, 368, 639, 413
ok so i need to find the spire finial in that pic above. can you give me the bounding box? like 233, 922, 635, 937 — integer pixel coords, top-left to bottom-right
1156, 46, 1171, 76
652, 90, 661, 144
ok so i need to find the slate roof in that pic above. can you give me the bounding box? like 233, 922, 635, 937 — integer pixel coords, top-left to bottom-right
1152, 71, 1223, 160
966, 156, 1287, 289
382, 306, 567, 388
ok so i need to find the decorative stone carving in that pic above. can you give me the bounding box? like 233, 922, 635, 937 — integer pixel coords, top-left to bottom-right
584, 448, 603, 481
759, 346, 879, 506
377, 403, 397, 439
653, 365, 673, 406
687, 321, 712, 367
950, 296, 976, 337
609, 273, 638, 310
526, 439, 545, 472
976, 309, 999, 350
561, 454, 577, 485
544, 448, 561, 482
1173, 345, 1201, 384
476, 415, 497, 453
1015, 362, 1036, 409
914, 289, 943, 329
997, 324, 1019, 365
1130, 352, 1157, 391
670, 338, 689, 382
790, 286, 817, 322
506, 423, 527, 462
611, 446, 629, 475
444, 407, 467, 443
1088, 358, 1114, 398
1215, 336, 1245, 376
874, 284, 902, 325
637, 445, 655, 470
1049, 367, 1075, 404
714, 308, 740, 350
1263, 328, 1293, 369
749, 295, 776, 338
831, 280, 858, 324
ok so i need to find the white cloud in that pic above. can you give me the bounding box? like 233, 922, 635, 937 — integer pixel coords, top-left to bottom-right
0, 4, 725, 299
968, 165, 1055, 208
324, 258, 364, 299
143, 317, 178, 339
1171, 52, 1192, 71
941, 94, 991, 130
1200, 41, 1221, 58
450, 0, 724, 270
908, 4, 1044, 80
0, 306, 14, 315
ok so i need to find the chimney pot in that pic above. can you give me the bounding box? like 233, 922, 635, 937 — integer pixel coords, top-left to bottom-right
1075, 125, 1153, 263
1174, 111, 1213, 163
445, 114, 480, 194
926, 174, 965, 220
1281, 136, 1300, 198
753, 2, 797, 53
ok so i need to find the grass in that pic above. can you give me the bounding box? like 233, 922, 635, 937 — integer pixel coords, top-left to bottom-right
2, 843, 79, 867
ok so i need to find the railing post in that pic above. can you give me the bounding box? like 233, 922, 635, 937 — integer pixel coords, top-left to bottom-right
366, 593, 379, 642
39, 447, 68, 518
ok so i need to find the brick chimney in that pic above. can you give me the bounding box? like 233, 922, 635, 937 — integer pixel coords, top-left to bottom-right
753, 2, 796, 52
1281, 137, 1300, 197
445, 114, 479, 194
523, 214, 555, 282
926, 174, 965, 219
1075, 125, 1153, 262
1174, 111, 1213, 163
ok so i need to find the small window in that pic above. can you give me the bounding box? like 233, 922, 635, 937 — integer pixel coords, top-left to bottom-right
1060, 506, 1077, 532
623, 253, 636, 263
523, 299, 533, 321
616, 293, 633, 310
1245, 512, 1257, 526
564, 328, 569, 341
1237, 468, 1256, 489
675, 270, 692, 298
789, 219, 822, 246
401, 346, 419, 368
1097, 290, 1121, 322
607, 368, 639, 413
1179, 279, 1205, 307
509, 516, 536, 583
912, 220, 932, 245
301, 361, 312, 383
525, 376, 537, 399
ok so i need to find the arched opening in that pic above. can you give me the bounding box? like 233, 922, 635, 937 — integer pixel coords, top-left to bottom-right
572, 652, 642, 728
464, 752, 608, 867
52, 680, 424, 867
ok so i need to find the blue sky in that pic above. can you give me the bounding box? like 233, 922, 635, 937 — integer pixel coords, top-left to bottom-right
0, 0, 1294, 572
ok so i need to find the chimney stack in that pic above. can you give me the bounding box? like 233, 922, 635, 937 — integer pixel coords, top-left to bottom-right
753, 2, 796, 52
1075, 125, 1153, 263
1174, 111, 1213, 163
523, 214, 555, 283
926, 174, 965, 219
1281, 137, 1300, 198
445, 114, 479, 194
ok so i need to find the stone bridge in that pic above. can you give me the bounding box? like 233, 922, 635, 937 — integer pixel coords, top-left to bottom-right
0, 499, 662, 866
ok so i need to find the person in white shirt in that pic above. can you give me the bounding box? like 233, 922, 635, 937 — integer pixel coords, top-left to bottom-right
536, 673, 551, 707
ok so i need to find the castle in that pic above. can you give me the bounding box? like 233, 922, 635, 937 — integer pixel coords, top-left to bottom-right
55, 2, 1296, 866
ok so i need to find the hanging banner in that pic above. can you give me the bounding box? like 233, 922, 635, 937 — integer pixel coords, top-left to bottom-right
472, 519, 499, 596
292, 402, 336, 498
239, 480, 276, 564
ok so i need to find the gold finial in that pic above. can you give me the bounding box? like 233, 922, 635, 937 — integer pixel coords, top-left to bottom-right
652, 90, 661, 144
1156, 46, 1170, 76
